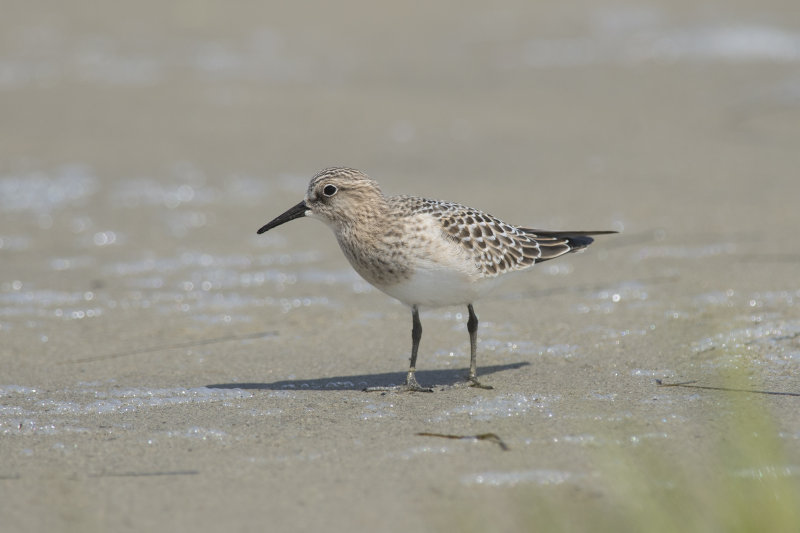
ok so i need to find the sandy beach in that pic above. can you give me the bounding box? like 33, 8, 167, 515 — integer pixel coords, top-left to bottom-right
2, 1, 799, 531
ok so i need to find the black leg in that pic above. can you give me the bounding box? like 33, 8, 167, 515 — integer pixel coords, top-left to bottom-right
366, 306, 432, 392
467, 304, 492, 389
407, 305, 422, 383
404, 305, 431, 391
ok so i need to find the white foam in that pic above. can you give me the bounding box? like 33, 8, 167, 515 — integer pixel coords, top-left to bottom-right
0, 385, 38, 396
462, 469, 576, 487
32, 387, 255, 416
437, 394, 559, 422
0, 166, 97, 213
517, 16, 800, 69
168, 426, 228, 441
734, 465, 800, 479
360, 402, 396, 420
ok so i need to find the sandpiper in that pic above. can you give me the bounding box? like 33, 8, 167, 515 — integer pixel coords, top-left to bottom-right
258, 167, 615, 391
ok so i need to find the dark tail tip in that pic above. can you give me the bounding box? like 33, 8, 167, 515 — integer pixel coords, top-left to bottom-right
567, 235, 595, 248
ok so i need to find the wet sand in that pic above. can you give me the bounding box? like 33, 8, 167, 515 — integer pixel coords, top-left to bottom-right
2, 1, 800, 531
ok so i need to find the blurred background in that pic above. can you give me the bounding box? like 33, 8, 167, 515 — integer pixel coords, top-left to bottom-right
3, 1, 799, 231
1, 1, 799, 531
3, 0, 799, 337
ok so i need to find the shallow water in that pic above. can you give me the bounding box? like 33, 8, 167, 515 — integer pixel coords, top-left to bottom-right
2, 1, 800, 532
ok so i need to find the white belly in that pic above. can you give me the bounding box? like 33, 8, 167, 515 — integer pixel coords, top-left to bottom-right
378, 264, 505, 308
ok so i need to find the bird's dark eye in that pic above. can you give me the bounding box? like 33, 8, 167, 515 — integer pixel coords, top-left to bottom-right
322, 184, 338, 197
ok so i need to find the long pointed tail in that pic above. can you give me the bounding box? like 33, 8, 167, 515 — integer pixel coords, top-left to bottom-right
520, 229, 617, 262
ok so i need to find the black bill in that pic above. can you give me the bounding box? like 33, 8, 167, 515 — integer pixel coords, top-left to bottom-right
257, 200, 309, 234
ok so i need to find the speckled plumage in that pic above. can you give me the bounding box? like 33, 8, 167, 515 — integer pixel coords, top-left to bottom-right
257, 167, 615, 391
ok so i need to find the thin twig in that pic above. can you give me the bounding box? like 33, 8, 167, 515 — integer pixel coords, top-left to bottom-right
416, 432, 510, 451
656, 379, 800, 397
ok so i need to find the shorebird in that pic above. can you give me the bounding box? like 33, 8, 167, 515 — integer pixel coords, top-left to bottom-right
258, 167, 615, 391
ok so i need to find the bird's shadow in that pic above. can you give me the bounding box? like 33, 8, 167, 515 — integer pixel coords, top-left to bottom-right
207, 362, 529, 391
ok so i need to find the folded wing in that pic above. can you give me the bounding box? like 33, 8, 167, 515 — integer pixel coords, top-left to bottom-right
430, 200, 613, 276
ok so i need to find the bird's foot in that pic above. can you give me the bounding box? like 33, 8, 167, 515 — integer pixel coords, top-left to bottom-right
468, 377, 494, 390
363, 374, 433, 393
